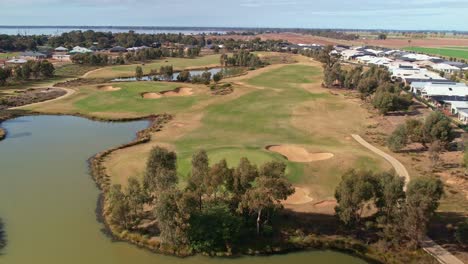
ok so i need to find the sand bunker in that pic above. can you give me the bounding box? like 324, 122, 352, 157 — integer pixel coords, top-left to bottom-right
97, 85, 121, 91
283, 187, 314, 205
161, 87, 193, 97
267, 145, 334, 162
142, 87, 193, 99
142, 92, 163, 99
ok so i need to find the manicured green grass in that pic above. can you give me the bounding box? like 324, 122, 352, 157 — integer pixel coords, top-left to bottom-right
404, 46, 468, 60
55, 64, 100, 78
74, 82, 208, 115
0, 52, 19, 59
85, 54, 222, 79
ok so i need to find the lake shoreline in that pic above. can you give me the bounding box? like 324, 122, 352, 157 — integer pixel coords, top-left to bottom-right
0, 110, 425, 263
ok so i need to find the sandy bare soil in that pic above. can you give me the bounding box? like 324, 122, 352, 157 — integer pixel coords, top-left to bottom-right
97, 85, 121, 91
283, 187, 314, 205
267, 145, 334, 163
161, 87, 193, 97
142, 92, 163, 99
142, 88, 194, 99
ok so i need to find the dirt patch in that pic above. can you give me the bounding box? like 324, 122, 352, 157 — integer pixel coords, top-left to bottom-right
1, 88, 67, 110
267, 145, 334, 162
160, 87, 193, 97
283, 187, 314, 205
141, 87, 194, 99
142, 92, 162, 99
97, 85, 121, 91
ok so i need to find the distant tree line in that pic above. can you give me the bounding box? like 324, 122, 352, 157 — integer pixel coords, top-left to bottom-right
0, 60, 55, 86
220, 50, 264, 69
107, 147, 294, 253
71, 46, 201, 66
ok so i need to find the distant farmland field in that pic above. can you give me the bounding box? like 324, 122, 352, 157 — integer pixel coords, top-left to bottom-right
404, 46, 468, 60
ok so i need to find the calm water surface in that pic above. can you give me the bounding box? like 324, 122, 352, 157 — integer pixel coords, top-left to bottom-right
0, 115, 367, 264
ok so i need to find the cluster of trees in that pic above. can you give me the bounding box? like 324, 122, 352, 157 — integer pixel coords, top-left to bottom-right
335, 170, 444, 249
387, 111, 454, 152
317, 46, 412, 115
71, 47, 201, 66
0, 60, 54, 86
71, 53, 109, 65
176, 70, 222, 84
47, 30, 207, 50
107, 147, 294, 252
220, 51, 264, 69
0, 34, 47, 51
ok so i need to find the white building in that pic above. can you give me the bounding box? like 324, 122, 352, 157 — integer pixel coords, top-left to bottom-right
69, 46, 93, 54
433, 63, 461, 74
458, 109, 468, 124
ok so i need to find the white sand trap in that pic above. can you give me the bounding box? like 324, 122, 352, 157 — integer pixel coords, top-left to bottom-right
267, 145, 334, 162
161, 87, 193, 97
142, 92, 163, 99
283, 187, 314, 205
97, 85, 121, 91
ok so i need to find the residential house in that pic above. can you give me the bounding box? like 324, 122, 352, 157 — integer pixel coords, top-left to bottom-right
54, 46, 68, 52
433, 63, 461, 74
109, 46, 127, 53
69, 46, 93, 54
19, 51, 46, 60
6, 59, 27, 64
458, 109, 468, 124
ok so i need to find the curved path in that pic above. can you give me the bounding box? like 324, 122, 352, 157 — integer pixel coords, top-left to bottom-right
352, 134, 464, 264
9, 87, 76, 110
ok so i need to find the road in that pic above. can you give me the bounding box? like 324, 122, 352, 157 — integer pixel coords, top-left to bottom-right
352, 134, 464, 264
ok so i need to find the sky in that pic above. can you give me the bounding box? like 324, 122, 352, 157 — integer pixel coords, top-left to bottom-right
1, 0, 468, 30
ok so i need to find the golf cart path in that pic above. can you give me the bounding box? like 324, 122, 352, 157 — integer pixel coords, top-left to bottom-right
351, 134, 464, 264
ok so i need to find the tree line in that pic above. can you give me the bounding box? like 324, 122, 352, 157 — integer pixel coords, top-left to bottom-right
335, 170, 444, 249
220, 50, 264, 69
387, 111, 454, 152
0, 60, 55, 86
314, 46, 412, 115
107, 147, 294, 253
71, 47, 201, 66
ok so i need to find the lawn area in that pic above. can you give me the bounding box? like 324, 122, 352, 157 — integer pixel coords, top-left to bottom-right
26, 54, 390, 202
92, 63, 389, 201
404, 46, 468, 60
0, 52, 19, 59
84, 54, 222, 79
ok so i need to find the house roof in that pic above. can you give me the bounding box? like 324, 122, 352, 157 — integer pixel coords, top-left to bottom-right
6, 59, 27, 64
54, 46, 68, 51
422, 82, 468, 97
110, 46, 127, 52
20, 51, 46, 57
69, 46, 93, 53
433, 63, 461, 71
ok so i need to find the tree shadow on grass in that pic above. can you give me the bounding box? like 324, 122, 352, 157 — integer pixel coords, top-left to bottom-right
429, 211, 468, 255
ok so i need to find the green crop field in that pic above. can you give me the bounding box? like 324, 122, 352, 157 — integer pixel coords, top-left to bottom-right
404, 46, 468, 60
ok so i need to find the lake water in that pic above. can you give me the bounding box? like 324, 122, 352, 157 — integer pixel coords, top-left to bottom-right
112, 67, 244, 82
0, 26, 226, 36
0, 115, 367, 264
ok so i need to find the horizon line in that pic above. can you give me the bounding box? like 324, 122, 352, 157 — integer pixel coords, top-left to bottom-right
0, 25, 467, 33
